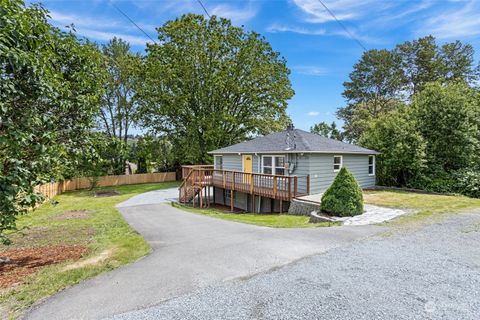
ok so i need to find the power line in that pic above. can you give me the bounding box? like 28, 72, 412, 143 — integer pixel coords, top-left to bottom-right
316, 0, 367, 52
196, 0, 211, 18
111, 2, 157, 44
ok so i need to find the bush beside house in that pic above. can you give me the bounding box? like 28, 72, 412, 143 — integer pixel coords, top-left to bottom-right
321, 167, 364, 217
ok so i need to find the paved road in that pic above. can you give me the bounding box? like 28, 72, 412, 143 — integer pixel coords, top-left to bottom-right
112, 211, 480, 320
25, 189, 381, 320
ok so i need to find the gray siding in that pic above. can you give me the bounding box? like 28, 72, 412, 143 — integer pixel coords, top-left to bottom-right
212, 152, 376, 195
308, 154, 375, 194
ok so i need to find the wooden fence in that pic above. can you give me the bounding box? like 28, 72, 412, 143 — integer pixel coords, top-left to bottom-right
36, 172, 177, 200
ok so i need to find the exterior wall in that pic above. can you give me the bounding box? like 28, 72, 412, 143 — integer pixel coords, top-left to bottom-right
308, 154, 375, 194
212, 152, 376, 196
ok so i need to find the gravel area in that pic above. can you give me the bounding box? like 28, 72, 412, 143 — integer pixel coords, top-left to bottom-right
112, 211, 480, 320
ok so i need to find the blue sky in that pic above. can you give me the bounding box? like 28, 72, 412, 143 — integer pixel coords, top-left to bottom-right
36, 0, 480, 131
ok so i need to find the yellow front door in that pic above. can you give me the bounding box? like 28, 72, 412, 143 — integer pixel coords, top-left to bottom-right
243, 155, 253, 184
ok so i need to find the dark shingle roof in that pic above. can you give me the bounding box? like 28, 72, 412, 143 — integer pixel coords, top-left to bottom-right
208, 129, 379, 154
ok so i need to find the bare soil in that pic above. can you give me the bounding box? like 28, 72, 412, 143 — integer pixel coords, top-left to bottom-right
50, 210, 93, 221
95, 190, 120, 197
0, 245, 88, 289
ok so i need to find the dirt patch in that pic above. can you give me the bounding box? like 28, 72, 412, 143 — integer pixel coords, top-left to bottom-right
62, 248, 114, 271
95, 190, 120, 197
0, 226, 95, 249
50, 210, 93, 221
0, 245, 88, 289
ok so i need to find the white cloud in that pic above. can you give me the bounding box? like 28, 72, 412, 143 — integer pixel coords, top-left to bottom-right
210, 3, 258, 25
75, 28, 152, 46
307, 111, 320, 116
420, 1, 480, 39
293, 66, 328, 76
292, 0, 378, 23
267, 24, 325, 35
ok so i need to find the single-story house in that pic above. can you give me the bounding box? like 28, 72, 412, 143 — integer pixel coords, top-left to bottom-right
179, 125, 379, 213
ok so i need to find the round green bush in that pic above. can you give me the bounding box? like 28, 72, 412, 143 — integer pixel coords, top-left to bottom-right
321, 167, 364, 217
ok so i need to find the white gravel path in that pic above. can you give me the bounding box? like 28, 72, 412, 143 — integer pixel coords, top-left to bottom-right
341, 204, 413, 225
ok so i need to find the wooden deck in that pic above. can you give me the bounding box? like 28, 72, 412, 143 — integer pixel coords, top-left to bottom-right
179, 165, 310, 210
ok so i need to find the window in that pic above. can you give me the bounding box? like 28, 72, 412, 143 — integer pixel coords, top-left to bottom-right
262, 156, 285, 175
214, 155, 223, 170
368, 155, 375, 175
333, 155, 342, 172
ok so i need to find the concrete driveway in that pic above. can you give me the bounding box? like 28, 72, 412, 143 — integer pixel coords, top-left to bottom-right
25, 188, 383, 320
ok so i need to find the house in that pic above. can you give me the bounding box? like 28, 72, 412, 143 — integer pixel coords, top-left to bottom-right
179, 125, 379, 213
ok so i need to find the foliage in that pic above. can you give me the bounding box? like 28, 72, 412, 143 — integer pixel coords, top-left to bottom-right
137, 14, 294, 164
97, 38, 141, 172
360, 107, 426, 186
0, 182, 177, 318
129, 135, 176, 173
453, 168, 480, 199
411, 82, 479, 173
339, 36, 478, 141
321, 167, 364, 217
310, 121, 343, 140
0, 0, 105, 243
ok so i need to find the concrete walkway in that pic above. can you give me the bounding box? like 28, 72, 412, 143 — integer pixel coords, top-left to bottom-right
25, 188, 383, 320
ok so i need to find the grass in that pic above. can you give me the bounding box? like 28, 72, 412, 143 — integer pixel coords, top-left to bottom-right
171, 202, 339, 228
364, 190, 480, 226
0, 181, 179, 319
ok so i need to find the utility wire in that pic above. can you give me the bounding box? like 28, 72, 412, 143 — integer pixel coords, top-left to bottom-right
111, 2, 157, 44
316, 0, 367, 51
196, 0, 211, 18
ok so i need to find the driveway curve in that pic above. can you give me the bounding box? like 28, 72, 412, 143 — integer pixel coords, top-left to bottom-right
25, 188, 383, 320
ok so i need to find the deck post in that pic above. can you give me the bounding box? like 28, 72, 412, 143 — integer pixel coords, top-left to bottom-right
199, 188, 203, 208
288, 177, 292, 201
294, 176, 298, 198
273, 176, 277, 199
250, 173, 254, 194
230, 189, 234, 212
279, 199, 283, 214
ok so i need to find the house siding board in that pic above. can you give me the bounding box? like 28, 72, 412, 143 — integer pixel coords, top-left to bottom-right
308, 153, 375, 194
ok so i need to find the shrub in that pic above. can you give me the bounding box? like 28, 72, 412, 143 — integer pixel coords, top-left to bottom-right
454, 168, 480, 198
321, 167, 364, 217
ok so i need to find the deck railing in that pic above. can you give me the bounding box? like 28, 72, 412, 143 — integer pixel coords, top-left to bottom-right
180, 166, 309, 202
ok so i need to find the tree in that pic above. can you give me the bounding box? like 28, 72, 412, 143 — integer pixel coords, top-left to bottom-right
321, 167, 364, 217
360, 107, 426, 186
137, 14, 294, 164
97, 37, 141, 174
412, 82, 479, 173
310, 121, 343, 140
338, 36, 478, 141
0, 0, 105, 243
339, 49, 404, 141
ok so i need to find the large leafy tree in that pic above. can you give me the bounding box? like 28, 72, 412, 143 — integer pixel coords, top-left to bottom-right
0, 0, 105, 243
98, 38, 141, 174
339, 36, 478, 141
360, 107, 426, 186
310, 121, 343, 141
137, 14, 294, 164
412, 82, 479, 173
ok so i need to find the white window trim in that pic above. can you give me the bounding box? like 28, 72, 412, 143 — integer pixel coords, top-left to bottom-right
261, 155, 286, 175
214, 155, 223, 170
368, 155, 376, 176
333, 155, 343, 172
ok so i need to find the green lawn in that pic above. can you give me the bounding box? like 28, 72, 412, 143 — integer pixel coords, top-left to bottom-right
0, 181, 179, 319
171, 202, 339, 228
364, 190, 480, 225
